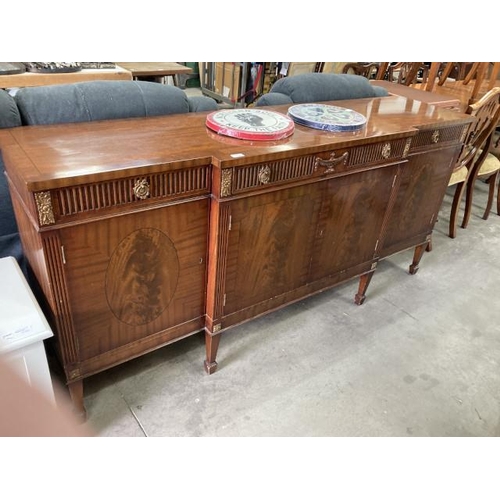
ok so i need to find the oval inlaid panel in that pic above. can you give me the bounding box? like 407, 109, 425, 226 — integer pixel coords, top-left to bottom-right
105, 228, 179, 326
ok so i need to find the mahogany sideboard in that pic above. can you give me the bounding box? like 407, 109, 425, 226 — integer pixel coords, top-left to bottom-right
1, 96, 473, 415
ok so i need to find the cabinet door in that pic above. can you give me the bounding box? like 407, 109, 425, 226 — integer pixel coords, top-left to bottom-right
223, 164, 399, 319
59, 199, 208, 370
380, 145, 460, 256
309, 164, 400, 282
223, 184, 320, 316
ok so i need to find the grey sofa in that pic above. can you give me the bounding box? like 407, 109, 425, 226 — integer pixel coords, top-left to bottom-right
13, 80, 217, 125
254, 73, 389, 107
0, 90, 24, 273
0, 80, 218, 277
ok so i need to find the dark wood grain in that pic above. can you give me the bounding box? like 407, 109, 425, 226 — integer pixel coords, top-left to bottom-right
380, 144, 462, 258
60, 200, 208, 365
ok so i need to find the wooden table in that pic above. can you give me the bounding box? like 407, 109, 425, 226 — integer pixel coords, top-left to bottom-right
0, 67, 132, 89
371, 80, 461, 109
2, 95, 472, 415
116, 62, 192, 85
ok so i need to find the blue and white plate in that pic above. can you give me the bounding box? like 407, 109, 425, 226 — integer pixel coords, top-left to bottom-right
288, 103, 367, 132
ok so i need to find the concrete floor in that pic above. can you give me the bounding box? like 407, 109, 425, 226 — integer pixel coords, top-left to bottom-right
60, 172, 499, 438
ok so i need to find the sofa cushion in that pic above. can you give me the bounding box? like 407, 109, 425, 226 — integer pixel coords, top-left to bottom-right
15, 80, 195, 125
255, 73, 389, 107
275, 73, 387, 102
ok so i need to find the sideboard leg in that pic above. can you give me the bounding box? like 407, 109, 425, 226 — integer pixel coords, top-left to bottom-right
67, 379, 86, 420
409, 242, 428, 275
425, 236, 433, 252
354, 271, 375, 305
204, 331, 221, 375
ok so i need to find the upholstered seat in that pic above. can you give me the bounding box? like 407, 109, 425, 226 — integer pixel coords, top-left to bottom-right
448, 165, 469, 186
465, 149, 500, 222
478, 152, 500, 176
254, 73, 389, 107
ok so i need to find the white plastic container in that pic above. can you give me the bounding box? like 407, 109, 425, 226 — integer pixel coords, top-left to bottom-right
0, 256, 55, 403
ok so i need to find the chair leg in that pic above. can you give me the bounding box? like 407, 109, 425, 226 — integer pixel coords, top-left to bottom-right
483, 171, 499, 220
497, 174, 500, 216
449, 181, 466, 238
461, 170, 480, 229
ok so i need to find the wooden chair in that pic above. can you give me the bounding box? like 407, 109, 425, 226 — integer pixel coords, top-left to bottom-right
437, 63, 471, 83
461, 100, 500, 229
446, 87, 500, 238
437, 62, 500, 105
375, 62, 428, 86
342, 62, 380, 79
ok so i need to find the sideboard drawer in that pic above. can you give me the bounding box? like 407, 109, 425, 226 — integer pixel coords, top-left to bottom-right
31, 164, 211, 228
220, 137, 410, 198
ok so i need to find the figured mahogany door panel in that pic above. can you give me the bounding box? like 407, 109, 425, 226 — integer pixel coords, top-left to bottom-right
309, 164, 400, 282
59, 199, 209, 361
380, 145, 461, 256
223, 185, 322, 315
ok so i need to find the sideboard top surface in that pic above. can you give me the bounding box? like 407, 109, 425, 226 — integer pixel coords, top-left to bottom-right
2, 95, 472, 191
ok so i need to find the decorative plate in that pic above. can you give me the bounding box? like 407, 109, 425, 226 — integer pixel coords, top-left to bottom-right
206, 108, 295, 141
288, 103, 367, 132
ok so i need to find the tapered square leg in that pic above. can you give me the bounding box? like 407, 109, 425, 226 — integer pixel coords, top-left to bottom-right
67, 379, 86, 420
204, 331, 221, 374
354, 271, 375, 305
409, 242, 429, 275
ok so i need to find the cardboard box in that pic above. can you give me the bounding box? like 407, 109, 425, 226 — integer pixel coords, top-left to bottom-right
214, 62, 241, 101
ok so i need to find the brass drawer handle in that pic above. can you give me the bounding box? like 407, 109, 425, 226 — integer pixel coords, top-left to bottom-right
314, 151, 348, 173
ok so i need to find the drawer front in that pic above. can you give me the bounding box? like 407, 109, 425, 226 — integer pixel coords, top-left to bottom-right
219, 137, 410, 198
32, 164, 211, 227
409, 124, 468, 153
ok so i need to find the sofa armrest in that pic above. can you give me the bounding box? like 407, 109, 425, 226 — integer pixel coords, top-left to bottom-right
0, 90, 22, 128
254, 93, 294, 107
188, 96, 218, 112
371, 85, 389, 97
